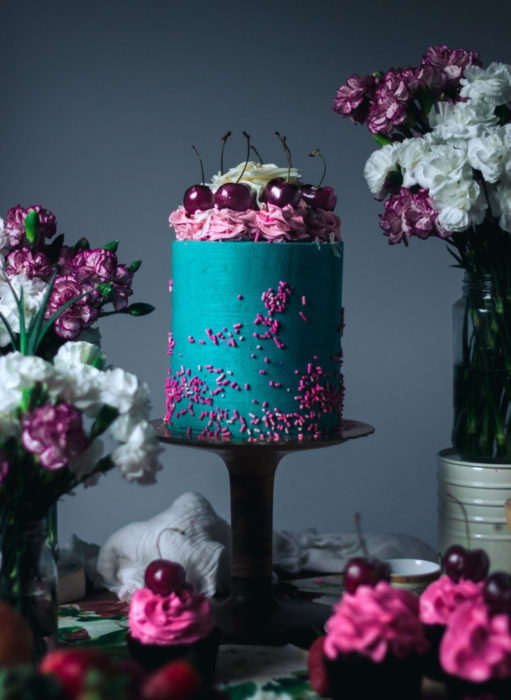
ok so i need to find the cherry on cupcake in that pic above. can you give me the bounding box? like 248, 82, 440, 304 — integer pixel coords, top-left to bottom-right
301, 149, 337, 211
183, 146, 214, 215
483, 572, 511, 615
144, 559, 186, 596
442, 492, 490, 583
344, 513, 392, 593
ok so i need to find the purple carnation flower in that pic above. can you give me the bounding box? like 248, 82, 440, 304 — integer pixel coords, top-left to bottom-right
4, 205, 57, 249
6, 246, 52, 279
421, 45, 482, 94
111, 264, 134, 310
367, 69, 411, 135
0, 450, 9, 484
73, 249, 118, 284
379, 187, 445, 244
22, 402, 90, 471
45, 274, 99, 339
333, 73, 378, 124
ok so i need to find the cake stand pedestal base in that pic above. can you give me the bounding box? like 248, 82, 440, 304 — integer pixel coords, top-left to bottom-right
156, 420, 374, 648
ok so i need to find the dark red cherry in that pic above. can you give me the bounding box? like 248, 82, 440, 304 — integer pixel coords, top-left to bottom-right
183, 185, 215, 215
215, 183, 255, 211
144, 559, 186, 595
372, 559, 391, 584
262, 177, 301, 208
443, 544, 467, 582
464, 548, 490, 583
301, 184, 337, 211
344, 557, 375, 593
483, 572, 511, 615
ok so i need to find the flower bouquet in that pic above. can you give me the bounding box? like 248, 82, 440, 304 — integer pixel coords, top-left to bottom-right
0, 340, 162, 657
0, 204, 154, 358
334, 46, 511, 461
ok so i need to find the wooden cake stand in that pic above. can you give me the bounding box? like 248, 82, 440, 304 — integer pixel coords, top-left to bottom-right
156, 419, 374, 648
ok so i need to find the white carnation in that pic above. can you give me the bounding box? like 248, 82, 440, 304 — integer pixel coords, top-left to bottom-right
100, 367, 142, 414
433, 179, 487, 232
0, 274, 48, 347
54, 341, 105, 370
0, 218, 8, 252
363, 143, 402, 198
431, 100, 499, 141
488, 181, 511, 233
398, 138, 433, 188
0, 352, 54, 426
209, 161, 301, 200
51, 364, 105, 414
460, 62, 511, 105
111, 420, 162, 483
467, 127, 509, 183
414, 144, 470, 195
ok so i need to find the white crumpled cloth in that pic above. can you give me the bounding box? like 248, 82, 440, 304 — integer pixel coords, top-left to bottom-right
96, 491, 437, 600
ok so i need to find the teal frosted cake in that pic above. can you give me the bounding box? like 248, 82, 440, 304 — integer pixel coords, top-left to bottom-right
166, 159, 344, 442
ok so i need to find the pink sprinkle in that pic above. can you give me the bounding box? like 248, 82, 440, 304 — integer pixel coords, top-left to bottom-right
264, 357, 270, 364
233, 323, 242, 329
188, 336, 195, 343
227, 339, 237, 347
302, 296, 306, 306
263, 401, 268, 408
259, 369, 267, 375
212, 336, 218, 345
212, 388, 223, 395
238, 294, 243, 300
273, 337, 284, 349
252, 399, 259, 405
244, 383, 250, 390
199, 339, 206, 345
299, 312, 308, 322
251, 354, 256, 359
186, 427, 192, 437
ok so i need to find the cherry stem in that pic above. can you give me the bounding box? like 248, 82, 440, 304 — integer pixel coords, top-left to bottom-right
236, 131, 251, 183
155, 526, 186, 559
354, 512, 370, 559
192, 145, 205, 186
309, 148, 327, 187
251, 145, 264, 163
446, 491, 471, 550
275, 131, 292, 181
220, 131, 231, 175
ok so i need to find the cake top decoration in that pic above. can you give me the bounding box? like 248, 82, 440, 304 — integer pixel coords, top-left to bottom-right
169, 132, 341, 243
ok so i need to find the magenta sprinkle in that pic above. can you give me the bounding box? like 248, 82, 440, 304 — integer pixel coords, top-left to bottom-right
251, 354, 256, 359
264, 357, 270, 364
227, 339, 237, 347
252, 399, 259, 404
199, 339, 205, 345
259, 369, 267, 375
244, 383, 250, 390
301, 295, 306, 306
188, 336, 195, 343
299, 312, 308, 322
238, 294, 243, 300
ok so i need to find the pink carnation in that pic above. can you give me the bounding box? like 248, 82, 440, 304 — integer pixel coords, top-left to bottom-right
379, 187, 446, 244
22, 402, 90, 471
4, 205, 57, 248
45, 274, 99, 339
440, 600, 511, 682
421, 45, 482, 95
6, 246, 52, 279
367, 70, 411, 135
333, 73, 378, 124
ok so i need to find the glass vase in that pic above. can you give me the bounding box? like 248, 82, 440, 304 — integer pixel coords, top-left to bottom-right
0, 516, 58, 660
452, 271, 511, 462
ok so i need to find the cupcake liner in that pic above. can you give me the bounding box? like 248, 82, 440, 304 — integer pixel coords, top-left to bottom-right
126, 626, 221, 682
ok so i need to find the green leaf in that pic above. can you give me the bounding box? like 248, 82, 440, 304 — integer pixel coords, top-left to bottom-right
35, 289, 91, 349
97, 282, 113, 298
128, 260, 142, 273
90, 405, 119, 440
24, 209, 40, 245
372, 133, 393, 147
26, 270, 58, 355
18, 286, 27, 354
103, 240, 119, 253
126, 302, 155, 316
75, 237, 90, 250
222, 682, 258, 700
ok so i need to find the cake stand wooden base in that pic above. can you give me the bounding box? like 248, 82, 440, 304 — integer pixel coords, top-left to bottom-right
156, 420, 374, 648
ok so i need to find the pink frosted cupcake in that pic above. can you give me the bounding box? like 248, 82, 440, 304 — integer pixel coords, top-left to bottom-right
440, 598, 511, 699
322, 581, 428, 700
419, 574, 484, 679
126, 559, 220, 681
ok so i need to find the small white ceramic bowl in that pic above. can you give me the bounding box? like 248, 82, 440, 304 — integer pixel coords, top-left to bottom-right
386, 558, 441, 594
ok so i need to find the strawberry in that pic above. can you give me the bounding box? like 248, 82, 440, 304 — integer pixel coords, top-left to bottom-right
307, 636, 330, 696
141, 659, 203, 700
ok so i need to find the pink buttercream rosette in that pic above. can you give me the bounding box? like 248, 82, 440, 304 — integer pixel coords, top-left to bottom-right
419, 574, 484, 626
324, 581, 429, 663
169, 202, 341, 243
440, 600, 511, 682
129, 585, 215, 646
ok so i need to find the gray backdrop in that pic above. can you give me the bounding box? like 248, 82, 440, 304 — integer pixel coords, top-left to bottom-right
2, 0, 510, 551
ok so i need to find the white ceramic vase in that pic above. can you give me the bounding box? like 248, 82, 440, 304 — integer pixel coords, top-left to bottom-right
437, 449, 511, 573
